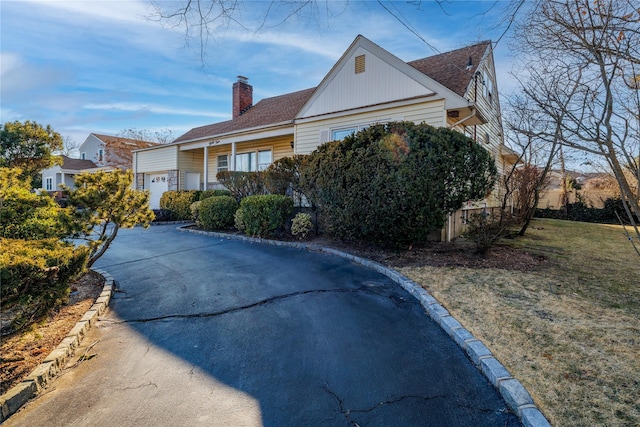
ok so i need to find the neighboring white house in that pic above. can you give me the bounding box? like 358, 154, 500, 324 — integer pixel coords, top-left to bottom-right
41, 133, 158, 193
134, 35, 516, 239
41, 155, 98, 197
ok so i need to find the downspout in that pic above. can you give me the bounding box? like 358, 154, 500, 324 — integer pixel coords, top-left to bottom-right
473, 72, 479, 142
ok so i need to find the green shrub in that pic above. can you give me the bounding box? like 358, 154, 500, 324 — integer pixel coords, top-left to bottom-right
291, 212, 314, 239
299, 122, 497, 247
199, 189, 232, 201
0, 167, 67, 239
216, 171, 266, 201
159, 190, 200, 220
235, 194, 293, 237
199, 196, 238, 230
1, 238, 88, 335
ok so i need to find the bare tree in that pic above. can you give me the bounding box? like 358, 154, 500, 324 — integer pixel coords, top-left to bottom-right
512, 0, 640, 247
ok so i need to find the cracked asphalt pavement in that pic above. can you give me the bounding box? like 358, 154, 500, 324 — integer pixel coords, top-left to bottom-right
5, 225, 520, 426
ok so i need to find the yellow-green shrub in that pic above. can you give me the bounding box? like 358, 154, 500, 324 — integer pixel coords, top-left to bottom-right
159, 190, 200, 220
0, 238, 88, 334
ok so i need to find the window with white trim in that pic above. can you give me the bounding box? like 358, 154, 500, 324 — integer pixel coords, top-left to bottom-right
81, 152, 86, 160
217, 155, 228, 173
331, 121, 388, 142
45, 177, 53, 191
235, 149, 273, 172
484, 71, 493, 105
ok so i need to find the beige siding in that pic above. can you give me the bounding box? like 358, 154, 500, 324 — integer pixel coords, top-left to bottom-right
135, 146, 178, 172
201, 135, 294, 184
178, 149, 204, 190
295, 99, 446, 154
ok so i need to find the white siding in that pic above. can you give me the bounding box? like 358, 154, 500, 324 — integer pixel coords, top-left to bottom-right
79, 134, 104, 165
300, 46, 434, 119
295, 99, 446, 154
135, 146, 178, 172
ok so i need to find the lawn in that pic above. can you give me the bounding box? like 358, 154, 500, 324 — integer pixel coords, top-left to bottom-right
400, 219, 640, 426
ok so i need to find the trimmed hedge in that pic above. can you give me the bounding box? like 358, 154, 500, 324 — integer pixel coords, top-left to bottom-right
199, 196, 238, 230
1, 238, 88, 335
535, 197, 639, 224
234, 194, 293, 237
199, 189, 232, 201
159, 190, 200, 220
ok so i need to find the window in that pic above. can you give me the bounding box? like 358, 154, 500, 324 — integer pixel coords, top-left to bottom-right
257, 150, 272, 171
45, 177, 53, 191
332, 128, 357, 141
98, 149, 103, 162
331, 121, 387, 141
235, 149, 273, 172
484, 71, 493, 105
217, 155, 228, 173
235, 152, 256, 172
81, 152, 86, 160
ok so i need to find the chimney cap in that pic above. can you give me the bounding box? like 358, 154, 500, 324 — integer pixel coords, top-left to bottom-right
237, 75, 249, 83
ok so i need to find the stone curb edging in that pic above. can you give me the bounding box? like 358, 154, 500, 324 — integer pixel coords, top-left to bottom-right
0, 269, 115, 423
180, 226, 552, 427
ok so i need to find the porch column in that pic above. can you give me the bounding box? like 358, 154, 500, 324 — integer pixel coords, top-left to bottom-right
203, 146, 209, 190
60, 172, 65, 188
231, 142, 236, 171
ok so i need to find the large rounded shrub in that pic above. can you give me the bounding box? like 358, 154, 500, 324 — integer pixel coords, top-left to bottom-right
299, 121, 497, 246
198, 196, 238, 230
159, 190, 200, 220
234, 194, 293, 237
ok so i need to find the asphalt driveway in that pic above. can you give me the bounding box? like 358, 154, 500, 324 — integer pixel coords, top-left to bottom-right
5, 224, 520, 426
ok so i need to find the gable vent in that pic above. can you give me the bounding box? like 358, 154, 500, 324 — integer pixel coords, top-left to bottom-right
355, 54, 365, 74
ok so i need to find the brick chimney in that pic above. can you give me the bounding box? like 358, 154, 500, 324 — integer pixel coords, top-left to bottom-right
232, 76, 253, 119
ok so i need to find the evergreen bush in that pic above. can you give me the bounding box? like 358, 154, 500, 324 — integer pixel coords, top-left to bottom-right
199, 189, 232, 201
234, 194, 293, 237
299, 122, 497, 247
1, 238, 88, 335
199, 196, 238, 230
291, 212, 314, 239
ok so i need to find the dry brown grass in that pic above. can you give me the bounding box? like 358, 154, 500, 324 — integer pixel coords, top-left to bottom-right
400, 219, 640, 427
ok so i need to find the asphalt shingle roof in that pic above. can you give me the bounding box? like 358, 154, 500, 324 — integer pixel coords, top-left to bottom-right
60, 155, 97, 170
174, 88, 316, 143
408, 41, 491, 97
174, 41, 491, 143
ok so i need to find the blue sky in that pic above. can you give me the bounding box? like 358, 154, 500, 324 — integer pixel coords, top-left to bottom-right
1, 0, 519, 151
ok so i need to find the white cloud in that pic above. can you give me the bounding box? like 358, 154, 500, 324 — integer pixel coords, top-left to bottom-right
83, 102, 229, 119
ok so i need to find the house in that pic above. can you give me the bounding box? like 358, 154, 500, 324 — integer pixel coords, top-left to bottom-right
41, 155, 98, 197
133, 35, 514, 239
41, 133, 158, 193
79, 133, 159, 170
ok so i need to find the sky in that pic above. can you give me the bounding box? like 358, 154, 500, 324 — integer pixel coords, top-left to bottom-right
1, 0, 521, 153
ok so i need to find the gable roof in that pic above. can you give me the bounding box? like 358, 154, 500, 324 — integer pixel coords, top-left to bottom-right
408, 41, 491, 97
92, 133, 160, 150
60, 155, 97, 170
174, 87, 316, 143
172, 37, 491, 143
